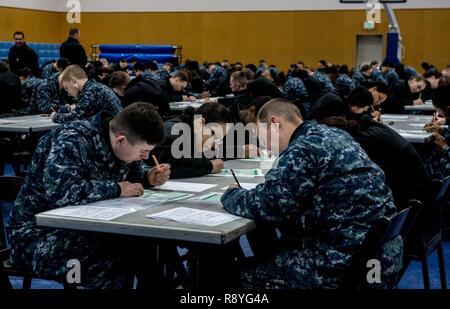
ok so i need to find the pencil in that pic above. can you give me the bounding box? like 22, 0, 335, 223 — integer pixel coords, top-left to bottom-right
50, 106, 57, 113
230, 169, 242, 188
152, 155, 160, 167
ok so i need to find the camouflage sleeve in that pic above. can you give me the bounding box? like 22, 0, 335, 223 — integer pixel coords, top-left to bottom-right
221, 144, 316, 223
127, 160, 153, 188
52, 107, 85, 123
43, 130, 121, 207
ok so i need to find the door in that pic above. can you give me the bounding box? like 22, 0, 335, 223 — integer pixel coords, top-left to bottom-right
356, 35, 383, 69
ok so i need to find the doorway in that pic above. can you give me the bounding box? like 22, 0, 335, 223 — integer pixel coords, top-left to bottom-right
356, 34, 383, 69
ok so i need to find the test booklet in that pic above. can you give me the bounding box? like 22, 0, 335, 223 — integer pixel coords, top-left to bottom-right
147, 207, 240, 226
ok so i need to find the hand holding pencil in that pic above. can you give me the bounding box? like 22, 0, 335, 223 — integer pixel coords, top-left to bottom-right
148, 155, 171, 186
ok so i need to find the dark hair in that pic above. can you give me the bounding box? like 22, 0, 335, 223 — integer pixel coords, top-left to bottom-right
326, 66, 338, 75
360, 64, 371, 72
110, 102, 164, 145
245, 64, 257, 73
408, 75, 426, 83
173, 71, 189, 82
338, 65, 350, 75
432, 84, 450, 113
0, 61, 9, 73
319, 60, 328, 67
17, 67, 30, 78
423, 71, 442, 79
319, 116, 360, 136
181, 102, 232, 126
245, 96, 272, 115
57, 57, 71, 71
361, 80, 389, 95
381, 61, 394, 68
347, 86, 374, 108
69, 28, 80, 36
13, 31, 24, 38
109, 71, 130, 89
133, 62, 146, 72
147, 61, 158, 71
370, 60, 378, 66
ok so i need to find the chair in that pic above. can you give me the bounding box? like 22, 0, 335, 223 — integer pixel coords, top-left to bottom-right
0, 176, 75, 290
402, 178, 449, 289
344, 206, 411, 289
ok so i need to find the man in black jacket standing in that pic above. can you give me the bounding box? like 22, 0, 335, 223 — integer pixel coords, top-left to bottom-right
60, 28, 87, 67
8, 31, 39, 77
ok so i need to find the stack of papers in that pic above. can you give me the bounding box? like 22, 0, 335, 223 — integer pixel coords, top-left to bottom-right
147, 207, 240, 226
222, 183, 258, 190
142, 190, 192, 202
155, 181, 217, 193
210, 168, 264, 177
44, 206, 136, 221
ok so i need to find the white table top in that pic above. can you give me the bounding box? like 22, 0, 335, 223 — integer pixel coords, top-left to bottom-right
381, 114, 433, 143
404, 104, 435, 112
0, 115, 59, 133
35, 160, 267, 245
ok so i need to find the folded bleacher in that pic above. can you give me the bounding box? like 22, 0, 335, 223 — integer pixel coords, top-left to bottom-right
92, 44, 182, 64
0, 42, 60, 67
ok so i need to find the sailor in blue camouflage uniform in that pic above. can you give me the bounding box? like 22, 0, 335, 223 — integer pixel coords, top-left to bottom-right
379, 62, 399, 87
204, 63, 228, 96
9, 102, 171, 289
26, 73, 67, 114
424, 84, 450, 180
221, 99, 403, 289
52, 65, 122, 124
313, 70, 335, 97
40, 61, 59, 80
282, 76, 311, 113
20, 75, 44, 109
335, 73, 356, 96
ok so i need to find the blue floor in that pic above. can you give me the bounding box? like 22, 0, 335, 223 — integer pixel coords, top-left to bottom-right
3, 163, 450, 289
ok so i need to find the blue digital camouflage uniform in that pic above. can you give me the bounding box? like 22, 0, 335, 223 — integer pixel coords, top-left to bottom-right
313, 71, 335, 97
27, 74, 65, 114
352, 71, 366, 87
21, 77, 44, 108
9, 112, 154, 288
221, 120, 403, 289
425, 129, 450, 180
380, 70, 399, 87
53, 79, 122, 123
143, 70, 169, 81
282, 77, 309, 102
204, 65, 228, 93
335, 74, 356, 96
41, 62, 58, 80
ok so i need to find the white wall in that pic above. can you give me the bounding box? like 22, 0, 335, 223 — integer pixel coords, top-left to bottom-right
2, 0, 450, 12
0, 0, 60, 11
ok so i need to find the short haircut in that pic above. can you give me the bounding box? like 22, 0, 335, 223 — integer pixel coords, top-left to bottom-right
424, 71, 442, 79
445, 64, 450, 70
257, 98, 303, 123
13, 31, 24, 38
244, 96, 272, 115
17, 67, 30, 78
370, 60, 378, 66
347, 86, 374, 108
147, 61, 158, 71
409, 75, 426, 83
69, 28, 80, 36
173, 71, 188, 82
0, 61, 10, 73
57, 57, 71, 71
61, 65, 87, 82
438, 77, 450, 87
181, 102, 232, 126
109, 71, 130, 89
360, 64, 371, 72
241, 68, 255, 81
133, 62, 146, 72
230, 71, 249, 88
109, 102, 164, 145
432, 85, 450, 117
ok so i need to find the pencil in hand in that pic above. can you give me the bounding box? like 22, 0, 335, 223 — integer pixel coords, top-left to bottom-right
230, 169, 242, 188
152, 155, 160, 167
